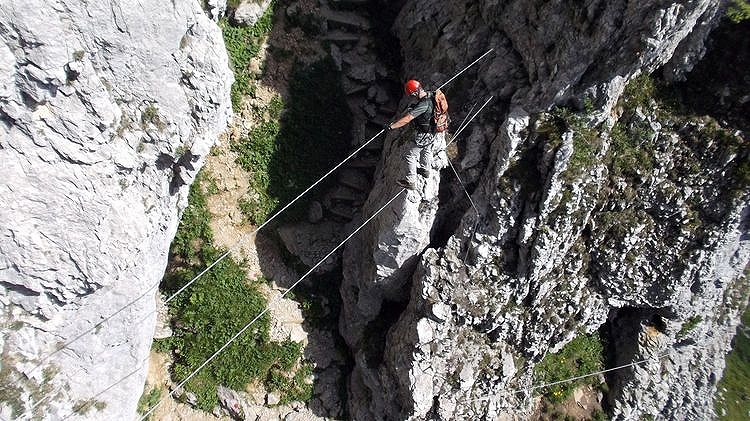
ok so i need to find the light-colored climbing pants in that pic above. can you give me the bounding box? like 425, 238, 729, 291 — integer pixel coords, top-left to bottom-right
403, 132, 445, 183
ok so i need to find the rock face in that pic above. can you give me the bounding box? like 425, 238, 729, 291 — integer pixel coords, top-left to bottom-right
340, 1, 749, 420
233, 0, 274, 26
0, 0, 231, 419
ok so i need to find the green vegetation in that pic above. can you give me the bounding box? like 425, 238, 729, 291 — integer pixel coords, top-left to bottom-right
534, 332, 604, 402
605, 74, 675, 183
716, 307, 750, 420
539, 107, 602, 182
231, 58, 352, 224
592, 409, 610, 421
221, 2, 276, 109
621, 73, 656, 110
727, 0, 750, 23
0, 363, 24, 418
232, 97, 284, 224
0, 358, 60, 418
141, 104, 161, 128
137, 385, 162, 419
266, 361, 314, 405
677, 316, 702, 338
158, 173, 308, 411
72, 399, 106, 415
608, 119, 654, 179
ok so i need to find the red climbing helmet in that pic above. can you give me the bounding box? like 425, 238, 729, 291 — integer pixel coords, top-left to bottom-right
404, 79, 421, 96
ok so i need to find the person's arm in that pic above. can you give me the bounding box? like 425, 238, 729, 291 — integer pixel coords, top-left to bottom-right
389, 113, 414, 129
389, 99, 429, 130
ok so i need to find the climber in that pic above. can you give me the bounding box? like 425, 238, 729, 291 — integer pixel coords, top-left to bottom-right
385, 79, 448, 190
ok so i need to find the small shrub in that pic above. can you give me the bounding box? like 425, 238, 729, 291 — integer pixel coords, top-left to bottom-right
534, 332, 604, 402
72, 50, 85, 61
141, 104, 161, 127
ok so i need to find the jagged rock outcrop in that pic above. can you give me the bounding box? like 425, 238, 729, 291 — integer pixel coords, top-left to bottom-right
340, 1, 749, 420
0, 0, 232, 419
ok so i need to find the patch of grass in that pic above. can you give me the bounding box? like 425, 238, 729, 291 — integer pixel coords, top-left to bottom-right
622, 73, 656, 110
534, 332, 604, 402
544, 107, 602, 182
221, 2, 276, 110
168, 171, 213, 263
716, 306, 750, 420
231, 58, 352, 224
160, 171, 307, 411
267, 361, 314, 405
608, 121, 654, 180
232, 116, 281, 224
677, 316, 702, 338
137, 385, 162, 419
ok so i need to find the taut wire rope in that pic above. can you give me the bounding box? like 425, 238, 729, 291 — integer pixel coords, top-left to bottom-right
460, 345, 700, 406
137, 189, 407, 420
20, 48, 497, 382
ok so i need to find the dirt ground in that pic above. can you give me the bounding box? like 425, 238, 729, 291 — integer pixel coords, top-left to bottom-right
143, 351, 231, 421
534, 385, 604, 420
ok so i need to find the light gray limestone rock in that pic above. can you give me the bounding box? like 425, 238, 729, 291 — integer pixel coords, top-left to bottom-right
0, 0, 232, 419
339, 1, 748, 420
233, 0, 274, 27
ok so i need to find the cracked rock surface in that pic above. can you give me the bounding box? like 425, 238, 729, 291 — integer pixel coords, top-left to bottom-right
0, 0, 231, 418
339, 1, 749, 420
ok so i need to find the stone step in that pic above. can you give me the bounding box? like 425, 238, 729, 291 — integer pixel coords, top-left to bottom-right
327, 204, 356, 221
321, 8, 372, 31
361, 135, 384, 151
338, 168, 371, 191
323, 30, 361, 44
347, 155, 380, 168
327, 186, 367, 205
331, 0, 370, 9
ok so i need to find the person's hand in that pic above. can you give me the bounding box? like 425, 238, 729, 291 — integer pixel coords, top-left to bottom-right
384, 122, 392, 132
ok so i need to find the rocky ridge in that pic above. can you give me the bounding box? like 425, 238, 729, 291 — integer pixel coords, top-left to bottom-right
0, 0, 231, 418
338, 0, 749, 420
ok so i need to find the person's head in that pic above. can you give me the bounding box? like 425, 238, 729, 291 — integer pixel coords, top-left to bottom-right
404, 79, 422, 97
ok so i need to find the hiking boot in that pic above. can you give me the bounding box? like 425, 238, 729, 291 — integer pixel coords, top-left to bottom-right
396, 178, 416, 190
416, 167, 430, 178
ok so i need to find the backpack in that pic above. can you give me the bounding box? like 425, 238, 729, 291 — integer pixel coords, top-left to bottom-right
432, 89, 450, 133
